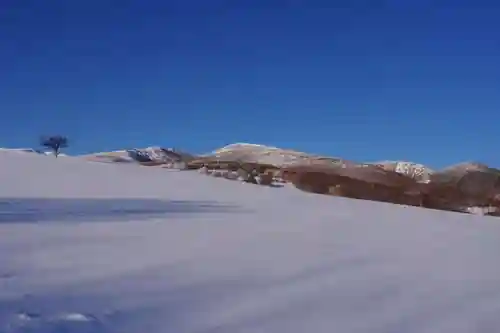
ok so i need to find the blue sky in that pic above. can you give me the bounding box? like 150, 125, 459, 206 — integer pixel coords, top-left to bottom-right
1, 0, 499, 167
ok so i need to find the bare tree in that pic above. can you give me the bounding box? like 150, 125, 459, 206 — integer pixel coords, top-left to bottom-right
40, 135, 68, 158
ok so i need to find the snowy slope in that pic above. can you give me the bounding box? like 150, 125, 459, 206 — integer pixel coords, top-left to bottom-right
2, 150, 500, 333
0, 147, 67, 157
0, 148, 44, 154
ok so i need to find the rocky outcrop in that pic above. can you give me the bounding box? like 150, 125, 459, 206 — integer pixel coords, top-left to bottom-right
371, 161, 434, 183
257, 173, 274, 186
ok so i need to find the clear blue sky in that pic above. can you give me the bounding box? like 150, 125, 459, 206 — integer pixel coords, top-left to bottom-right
1, 0, 499, 167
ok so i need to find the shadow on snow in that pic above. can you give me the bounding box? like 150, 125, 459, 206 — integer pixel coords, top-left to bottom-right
0, 198, 245, 224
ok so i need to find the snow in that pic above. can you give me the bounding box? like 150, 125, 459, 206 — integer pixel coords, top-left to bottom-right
2, 150, 500, 333
0, 148, 67, 157
0, 148, 42, 153
214, 143, 282, 153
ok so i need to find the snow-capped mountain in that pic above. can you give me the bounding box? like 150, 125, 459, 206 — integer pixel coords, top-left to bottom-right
81, 146, 197, 165
207, 142, 343, 166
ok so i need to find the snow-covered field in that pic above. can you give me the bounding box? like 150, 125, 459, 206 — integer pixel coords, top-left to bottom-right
2, 151, 500, 333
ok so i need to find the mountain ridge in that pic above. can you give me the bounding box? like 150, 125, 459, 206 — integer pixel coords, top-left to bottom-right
0, 143, 494, 179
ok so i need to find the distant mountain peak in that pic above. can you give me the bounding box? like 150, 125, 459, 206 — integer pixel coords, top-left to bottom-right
81, 146, 196, 166
214, 143, 280, 153
206, 142, 337, 167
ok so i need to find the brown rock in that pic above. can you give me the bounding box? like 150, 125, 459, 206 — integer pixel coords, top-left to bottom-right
258, 173, 274, 186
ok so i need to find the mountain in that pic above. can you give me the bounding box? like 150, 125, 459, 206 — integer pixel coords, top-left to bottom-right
1, 143, 495, 182
80, 143, 340, 168
81, 146, 197, 166
2, 149, 500, 332
205, 142, 344, 166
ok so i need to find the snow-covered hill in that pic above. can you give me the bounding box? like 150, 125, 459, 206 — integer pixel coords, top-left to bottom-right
81, 146, 197, 166
79, 143, 340, 168
208, 142, 342, 166
2, 150, 500, 333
